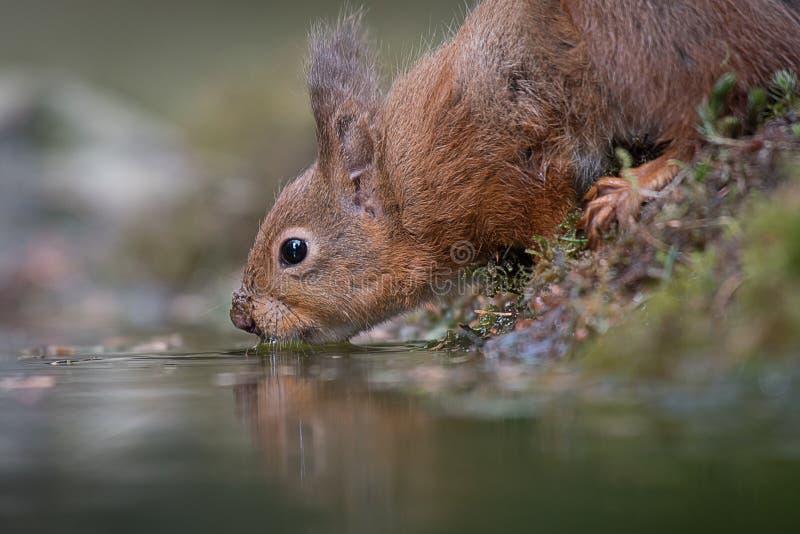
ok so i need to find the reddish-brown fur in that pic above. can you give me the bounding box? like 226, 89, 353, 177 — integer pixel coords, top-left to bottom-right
231, 0, 800, 343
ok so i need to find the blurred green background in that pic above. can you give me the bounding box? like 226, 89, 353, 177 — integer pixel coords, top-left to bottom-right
0, 0, 466, 350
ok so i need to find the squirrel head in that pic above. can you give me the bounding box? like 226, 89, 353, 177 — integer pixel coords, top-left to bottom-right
231, 16, 434, 344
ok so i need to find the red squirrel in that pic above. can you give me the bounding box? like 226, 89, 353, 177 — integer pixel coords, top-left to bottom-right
231, 0, 800, 343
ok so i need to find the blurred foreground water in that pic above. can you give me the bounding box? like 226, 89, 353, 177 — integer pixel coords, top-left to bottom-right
1, 343, 799, 533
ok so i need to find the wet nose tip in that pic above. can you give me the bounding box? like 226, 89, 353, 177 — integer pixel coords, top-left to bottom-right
230, 309, 256, 334
230, 295, 259, 335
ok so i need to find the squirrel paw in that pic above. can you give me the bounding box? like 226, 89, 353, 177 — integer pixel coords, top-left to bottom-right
579, 176, 641, 248
579, 154, 684, 248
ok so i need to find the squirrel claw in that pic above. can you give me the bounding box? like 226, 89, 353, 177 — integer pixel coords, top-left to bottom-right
582, 177, 632, 202
580, 176, 641, 248
580, 154, 684, 247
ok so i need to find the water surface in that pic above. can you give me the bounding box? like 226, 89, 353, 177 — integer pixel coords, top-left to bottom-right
1, 344, 798, 533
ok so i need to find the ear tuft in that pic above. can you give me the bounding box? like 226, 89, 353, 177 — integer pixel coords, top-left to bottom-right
307, 12, 381, 170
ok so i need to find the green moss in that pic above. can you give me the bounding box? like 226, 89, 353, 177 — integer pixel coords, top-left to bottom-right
736, 171, 800, 357
426, 213, 589, 352
582, 162, 800, 378
582, 251, 720, 378
768, 70, 800, 117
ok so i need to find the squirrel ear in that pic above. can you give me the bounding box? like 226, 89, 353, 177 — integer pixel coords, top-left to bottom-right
338, 112, 381, 217
336, 113, 374, 182
307, 13, 380, 181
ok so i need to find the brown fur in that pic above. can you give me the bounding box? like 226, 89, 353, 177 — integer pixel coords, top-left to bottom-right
231, 0, 800, 343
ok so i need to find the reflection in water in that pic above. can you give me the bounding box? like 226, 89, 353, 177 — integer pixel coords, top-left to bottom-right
233, 357, 441, 531
235, 372, 433, 483
231, 352, 800, 534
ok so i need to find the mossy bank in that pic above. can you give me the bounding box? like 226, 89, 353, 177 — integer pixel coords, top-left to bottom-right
423, 72, 800, 382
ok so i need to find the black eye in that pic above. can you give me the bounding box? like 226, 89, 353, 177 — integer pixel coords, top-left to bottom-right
280, 238, 308, 266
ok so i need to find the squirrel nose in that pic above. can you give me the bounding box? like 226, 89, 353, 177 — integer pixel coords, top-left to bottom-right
230, 292, 260, 335
231, 308, 258, 334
